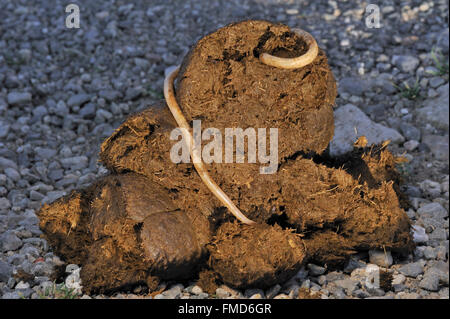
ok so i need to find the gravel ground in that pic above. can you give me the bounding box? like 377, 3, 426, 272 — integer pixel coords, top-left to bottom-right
0, 0, 448, 299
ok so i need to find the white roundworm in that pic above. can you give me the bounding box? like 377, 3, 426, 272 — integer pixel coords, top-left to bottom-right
164, 66, 256, 225
259, 28, 318, 69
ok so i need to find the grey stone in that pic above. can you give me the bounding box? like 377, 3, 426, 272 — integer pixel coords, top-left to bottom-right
330, 104, 404, 156
96, 109, 113, 122
59, 146, 72, 158
368, 75, 397, 95
423, 247, 437, 259
23, 238, 48, 251
125, 87, 144, 101
417, 84, 449, 131
80, 73, 91, 82
55, 174, 79, 188
0, 261, 13, 282
0, 120, 10, 138
428, 267, 449, 286
2, 292, 20, 299
60, 156, 88, 170
67, 94, 91, 108
419, 180, 442, 197
196, 292, 209, 299
398, 262, 424, 278
429, 77, 446, 89
162, 284, 183, 299
92, 123, 114, 137
422, 135, 449, 161
439, 286, 449, 298
392, 55, 420, 73
307, 263, 326, 276
436, 28, 449, 53
0, 232, 23, 252
417, 202, 448, 219
330, 287, 347, 299
393, 284, 407, 292
42, 191, 66, 204
360, 104, 386, 121
244, 288, 265, 298
32, 106, 48, 121
99, 90, 121, 101
35, 147, 57, 159
415, 247, 425, 259
419, 273, 440, 291
110, 102, 121, 115
392, 273, 406, 291
429, 260, 449, 272
18, 48, 31, 62
4, 168, 20, 182
295, 267, 309, 280
334, 279, 359, 295
429, 228, 448, 241
0, 198, 11, 210
318, 275, 327, 285
344, 257, 366, 274
404, 140, 419, 151
7, 253, 25, 266
0, 157, 18, 170
20, 246, 39, 258
442, 176, 449, 193
7, 92, 32, 106
366, 287, 386, 297
412, 225, 429, 243
376, 63, 391, 73
435, 245, 448, 260
339, 77, 366, 96
406, 209, 416, 219
190, 285, 203, 295
79, 103, 96, 119
353, 289, 370, 298
7, 277, 16, 288
215, 287, 231, 298
0, 174, 6, 186
326, 271, 346, 282
55, 100, 69, 115
0, 185, 7, 197
399, 123, 421, 141
15, 281, 30, 290
31, 262, 53, 277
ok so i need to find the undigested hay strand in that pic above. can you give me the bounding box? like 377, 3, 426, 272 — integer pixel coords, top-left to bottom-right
164, 66, 256, 225
259, 28, 318, 69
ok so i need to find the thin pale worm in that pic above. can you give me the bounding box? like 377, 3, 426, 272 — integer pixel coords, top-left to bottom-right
259, 28, 318, 69
164, 66, 256, 225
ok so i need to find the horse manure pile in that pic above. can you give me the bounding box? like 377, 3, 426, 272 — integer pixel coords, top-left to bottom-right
38, 20, 413, 295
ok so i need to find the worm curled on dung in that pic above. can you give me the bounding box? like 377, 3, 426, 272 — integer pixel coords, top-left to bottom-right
164, 65, 256, 225
259, 28, 319, 69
